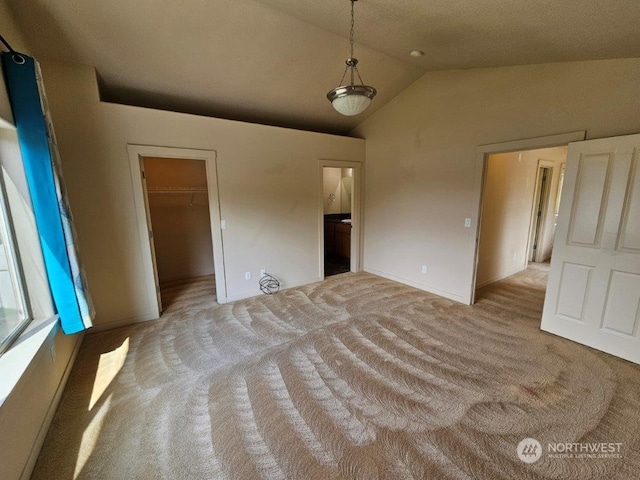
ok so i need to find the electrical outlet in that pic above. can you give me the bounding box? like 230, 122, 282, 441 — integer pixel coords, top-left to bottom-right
220, 219, 227, 229
245, 271, 251, 280
421, 265, 428, 274
260, 269, 266, 278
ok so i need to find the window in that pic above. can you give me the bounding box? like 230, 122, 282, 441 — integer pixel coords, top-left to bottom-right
0, 169, 29, 354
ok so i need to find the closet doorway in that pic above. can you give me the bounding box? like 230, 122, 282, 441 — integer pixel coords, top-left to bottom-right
128, 145, 226, 321
143, 156, 215, 310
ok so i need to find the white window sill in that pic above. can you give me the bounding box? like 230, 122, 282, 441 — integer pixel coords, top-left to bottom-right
0, 315, 59, 407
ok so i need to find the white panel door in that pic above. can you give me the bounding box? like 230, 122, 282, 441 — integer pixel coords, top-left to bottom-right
541, 133, 640, 364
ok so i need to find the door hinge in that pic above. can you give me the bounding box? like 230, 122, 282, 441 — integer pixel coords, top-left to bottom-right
141, 170, 146, 179
149, 230, 154, 239
537, 211, 542, 217
156, 285, 160, 293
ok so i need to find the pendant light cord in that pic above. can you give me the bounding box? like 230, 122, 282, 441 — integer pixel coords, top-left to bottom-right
349, 0, 355, 84
350, 0, 355, 61
0, 33, 25, 64
337, 0, 366, 87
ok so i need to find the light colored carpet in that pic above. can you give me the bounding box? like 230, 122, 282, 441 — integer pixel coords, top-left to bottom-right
32, 268, 640, 479
159, 274, 216, 311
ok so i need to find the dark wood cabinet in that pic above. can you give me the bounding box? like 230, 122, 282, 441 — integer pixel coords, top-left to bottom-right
324, 217, 351, 259
324, 221, 336, 254
335, 222, 351, 258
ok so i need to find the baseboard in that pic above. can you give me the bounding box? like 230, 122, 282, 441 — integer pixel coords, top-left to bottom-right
224, 276, 323, 303
475, 265, 525, 289
89, 312, 159, 333
92, 275, 323, 326
363, 267, 467, 304
20, 332, 84, 480
159, 272, 215, 285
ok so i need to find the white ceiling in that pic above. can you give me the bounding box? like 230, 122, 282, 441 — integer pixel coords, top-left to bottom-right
7, 0, 640, 134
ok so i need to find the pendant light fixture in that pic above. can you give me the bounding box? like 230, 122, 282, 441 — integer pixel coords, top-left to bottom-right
327, 0, 376, 116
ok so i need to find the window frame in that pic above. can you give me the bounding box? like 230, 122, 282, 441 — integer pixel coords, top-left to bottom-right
0, 163, 31, 355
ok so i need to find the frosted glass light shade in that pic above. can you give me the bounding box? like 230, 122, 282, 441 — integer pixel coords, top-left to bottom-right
327, 85, 376, 116
332, 95, 371, 116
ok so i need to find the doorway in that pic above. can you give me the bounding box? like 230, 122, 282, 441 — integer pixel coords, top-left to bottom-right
527, 162, 561, 263
474, 147, 567, 294
142, 156, 215, 310
323, 167, 352, 276
318, 160, 362, 279
128, 145, 226, 322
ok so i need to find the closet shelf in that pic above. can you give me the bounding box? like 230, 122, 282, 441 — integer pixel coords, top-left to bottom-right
147, 187, 208, 195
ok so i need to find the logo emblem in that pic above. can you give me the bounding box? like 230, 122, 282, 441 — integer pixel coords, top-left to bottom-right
517, 438, 542, 463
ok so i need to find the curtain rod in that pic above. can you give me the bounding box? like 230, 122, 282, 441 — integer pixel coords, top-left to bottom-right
0, 33, 26, 64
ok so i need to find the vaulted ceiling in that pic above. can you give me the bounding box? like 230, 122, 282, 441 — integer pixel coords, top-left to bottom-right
7, 0, 640, 134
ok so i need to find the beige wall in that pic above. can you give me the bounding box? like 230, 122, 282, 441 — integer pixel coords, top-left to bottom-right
38, 59, 365, 327
539, 162, 565, 263
0, 322, 80, 480
353, 58, 640, 303
476, 147, 566, 288
323, 167, 353, 215
144, 157, 215, 282
323, 167, 342, 214
0, 0, 30, 125
0, 4, 82, 479
340, 168, 353, 214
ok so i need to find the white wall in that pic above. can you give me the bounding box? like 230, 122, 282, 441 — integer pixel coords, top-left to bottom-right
476, 147, 566, 288
353, 58, 640, 304
38, 59, 365, 328
144, 157, 215, 283
0, 4, 82, 479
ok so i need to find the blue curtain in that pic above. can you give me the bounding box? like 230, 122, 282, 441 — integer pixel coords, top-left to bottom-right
1, 52, 94, 334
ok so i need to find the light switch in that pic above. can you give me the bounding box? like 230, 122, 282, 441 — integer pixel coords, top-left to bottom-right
221, 220, 227, 229
464, 218, 472, 228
